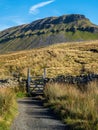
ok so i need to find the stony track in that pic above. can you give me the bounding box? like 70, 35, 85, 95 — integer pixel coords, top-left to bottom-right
11, 97, 67, 130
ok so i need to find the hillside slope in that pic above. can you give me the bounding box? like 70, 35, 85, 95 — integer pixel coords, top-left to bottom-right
0, 14, 98, 54
0, 40, 98, 78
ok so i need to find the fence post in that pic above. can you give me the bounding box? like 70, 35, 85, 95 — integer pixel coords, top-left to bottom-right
26, 68, 30, 94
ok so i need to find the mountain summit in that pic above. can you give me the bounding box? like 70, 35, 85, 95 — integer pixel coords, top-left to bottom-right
0, 14, 98, 53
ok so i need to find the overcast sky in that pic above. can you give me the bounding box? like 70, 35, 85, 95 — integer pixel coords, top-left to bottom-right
0, 0, 98, 31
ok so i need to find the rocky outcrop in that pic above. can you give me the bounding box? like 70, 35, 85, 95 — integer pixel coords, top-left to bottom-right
0, 14, 98, 54
77, 27, 98, 33
26, 14, 87, 31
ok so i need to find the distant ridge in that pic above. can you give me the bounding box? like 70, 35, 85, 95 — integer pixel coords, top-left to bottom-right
0, 14, 98, 54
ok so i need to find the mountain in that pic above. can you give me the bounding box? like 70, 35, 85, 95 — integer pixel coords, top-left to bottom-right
0, 14, 98, 54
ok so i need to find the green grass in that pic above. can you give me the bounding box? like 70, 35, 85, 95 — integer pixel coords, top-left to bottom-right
44, 81, 98, 130
0, 121, 9, 130
66, 31, 98, 40
16, 91, 27, 98
13, 85, 27, 98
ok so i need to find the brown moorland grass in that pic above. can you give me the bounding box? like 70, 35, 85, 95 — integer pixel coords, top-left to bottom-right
0, 88, 17, 130
0, 40, 98, 78
44, 81, 98, 130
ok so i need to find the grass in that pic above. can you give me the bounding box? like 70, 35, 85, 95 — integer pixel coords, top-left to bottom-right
13, 84, 27, 98
0, 40, 98, 78
0, 84, 26, 130
0, 40, 98, 129
44, 81, 98, 130
0, 87, 17, 130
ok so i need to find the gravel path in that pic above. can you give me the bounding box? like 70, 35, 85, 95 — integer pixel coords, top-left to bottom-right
11, 97, 68, 130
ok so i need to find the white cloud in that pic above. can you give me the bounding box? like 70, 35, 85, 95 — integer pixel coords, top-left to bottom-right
29, 0, 55, 14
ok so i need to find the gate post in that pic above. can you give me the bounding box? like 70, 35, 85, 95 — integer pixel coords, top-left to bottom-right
26, 68, 30, 94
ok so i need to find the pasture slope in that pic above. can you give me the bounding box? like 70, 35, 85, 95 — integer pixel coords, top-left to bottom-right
0, 40, 98, 78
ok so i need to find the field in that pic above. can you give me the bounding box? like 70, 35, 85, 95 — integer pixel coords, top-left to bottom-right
0, 88, 17, 130
0, 40, 98, 129
0, 85, 26, 130
44, 81, 98, 130
0, 40, 98, 78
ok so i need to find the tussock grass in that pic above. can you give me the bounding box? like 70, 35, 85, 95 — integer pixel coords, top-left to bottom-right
0, 88, 17, 130
0, 40, 98, 78
44, 81, 98, 130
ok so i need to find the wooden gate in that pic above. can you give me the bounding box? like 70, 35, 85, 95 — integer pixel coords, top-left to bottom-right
26, 68, 46, 95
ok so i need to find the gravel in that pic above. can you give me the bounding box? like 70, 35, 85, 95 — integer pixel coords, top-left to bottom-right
11, 97, 68, 130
